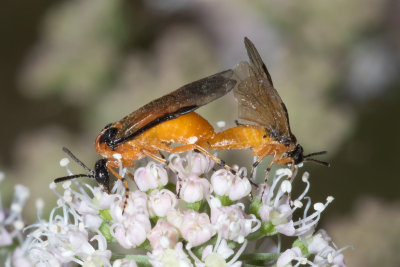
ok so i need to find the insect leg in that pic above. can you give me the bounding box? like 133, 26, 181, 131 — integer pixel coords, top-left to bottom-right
107, 164, 130, 214
172, 144, 257, 188
171, 143, 259, 193
249, 158, 264, 186
169, 144, 213, 160
261, 153, 277, 197
141, 150, 167, 165
158, 151, 167, 160
125, 169, 135, 181
290, 160, 295, 176
169, 144, 232, 195
124, 169, 143, 195
141, 149, 182, 178
193, 145, 234, 173
234, 120, 243, 126
141, 149, 184, 197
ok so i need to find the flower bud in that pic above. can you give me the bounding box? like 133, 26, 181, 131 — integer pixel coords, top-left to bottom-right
148, 220, 179, 251
148, 189, 177, 218
180, 210, 215, 247
179, 174, 210, 203
211, 169, 251, 201
134, 162, 168, 192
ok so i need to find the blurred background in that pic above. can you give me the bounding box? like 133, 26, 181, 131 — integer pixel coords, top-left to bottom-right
1, 0, 399, 265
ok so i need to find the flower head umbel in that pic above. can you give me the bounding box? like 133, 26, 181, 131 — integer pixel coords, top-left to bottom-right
20, 185, 112, 266
1, 151, 348, 266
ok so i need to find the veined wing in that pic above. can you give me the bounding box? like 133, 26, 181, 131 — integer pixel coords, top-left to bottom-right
233, 37, 293, 144
113, 69, 236, 146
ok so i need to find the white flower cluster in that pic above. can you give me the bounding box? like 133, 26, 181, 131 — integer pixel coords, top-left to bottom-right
0, 172, 30, 254
0, 152, 349, 266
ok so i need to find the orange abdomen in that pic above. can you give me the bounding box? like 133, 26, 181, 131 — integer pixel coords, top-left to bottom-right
199, 125, 267, 150
199, 125, 292, 160
139, 112, 215, 144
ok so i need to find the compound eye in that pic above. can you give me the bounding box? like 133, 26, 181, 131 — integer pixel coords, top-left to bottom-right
99, 127, 118, 148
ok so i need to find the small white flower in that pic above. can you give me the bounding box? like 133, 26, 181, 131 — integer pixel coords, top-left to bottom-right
259, 170, 333, 237
0, 225, 13, 246
305, 230, 349, 267
210, 197, 260, 243
216, 121, 226, 128
189, 237, 245, 267
148, 189, 177, 218
148, 242, 193, 267
59, 157, 70, 167
276, 247, 310, 267
112, 258, 138, 267
179, 174, 210, 203
211, 168, 251, 201
73, 186, 119, 231
166, 209, 184, 230
148, 220, 179, 251
110, 190, 151, 249
80, 235, 112, 267
180, 210, 215, 248
134, 162, 168, 192
169, 151, 214, 177
0, 183, 30, 247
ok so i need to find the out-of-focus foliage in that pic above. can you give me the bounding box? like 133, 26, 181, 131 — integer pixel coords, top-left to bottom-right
20, 0, 127, 105
326, 198, 400, 267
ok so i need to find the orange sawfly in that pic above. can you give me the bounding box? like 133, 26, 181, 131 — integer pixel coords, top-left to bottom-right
55, 70, 237, 211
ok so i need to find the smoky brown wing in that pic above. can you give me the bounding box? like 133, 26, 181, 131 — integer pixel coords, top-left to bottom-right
114, 69, 236, 143
233, 38, 292, 139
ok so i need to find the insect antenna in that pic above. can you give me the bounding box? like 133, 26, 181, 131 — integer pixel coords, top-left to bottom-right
303, 150, 330, 167
54, 174, 95, 183
54, 147, 95, 184
62, 147, 93, 173
305, 158, 330, 167
304, 151, 327, 158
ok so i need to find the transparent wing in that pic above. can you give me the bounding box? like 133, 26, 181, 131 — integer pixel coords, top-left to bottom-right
233, 38, 292, 142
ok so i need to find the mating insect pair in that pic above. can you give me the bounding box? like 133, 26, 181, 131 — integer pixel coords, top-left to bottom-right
55, 37, 329, 211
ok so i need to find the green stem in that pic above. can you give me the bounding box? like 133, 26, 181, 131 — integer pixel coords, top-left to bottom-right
239, 252, 280, 262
